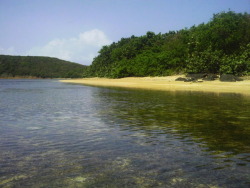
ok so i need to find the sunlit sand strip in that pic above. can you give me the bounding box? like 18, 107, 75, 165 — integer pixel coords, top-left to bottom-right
60, 76, 250, 96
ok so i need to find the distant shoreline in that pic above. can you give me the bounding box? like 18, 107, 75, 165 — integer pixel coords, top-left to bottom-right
0, 77, 69, 79
0, 76, 42, 79
60, 76, 250, 96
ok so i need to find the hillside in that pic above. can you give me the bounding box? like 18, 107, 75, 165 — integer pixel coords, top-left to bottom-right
84, 11, 250, 78
0, 55, 86, 78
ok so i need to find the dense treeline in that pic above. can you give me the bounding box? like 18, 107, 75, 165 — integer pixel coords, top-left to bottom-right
85, 11, 250, 78
0, 55, 86, 78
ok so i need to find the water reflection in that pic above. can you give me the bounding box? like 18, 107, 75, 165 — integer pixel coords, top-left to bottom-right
0, 80, 249, 187
94, 88, 250, 158
87, 87, 250, 187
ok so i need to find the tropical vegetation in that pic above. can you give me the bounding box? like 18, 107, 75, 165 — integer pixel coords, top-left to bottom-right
0, 55, 86, 78
84, 11, 250, 78
1, 11, 249, 79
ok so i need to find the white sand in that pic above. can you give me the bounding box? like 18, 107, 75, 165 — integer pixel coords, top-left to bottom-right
60, 75, 250, 96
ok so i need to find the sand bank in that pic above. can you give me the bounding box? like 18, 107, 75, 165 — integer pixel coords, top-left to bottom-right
60, 75, 250, 96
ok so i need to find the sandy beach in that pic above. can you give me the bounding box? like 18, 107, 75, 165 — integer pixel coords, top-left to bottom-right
60, 75, 250, 96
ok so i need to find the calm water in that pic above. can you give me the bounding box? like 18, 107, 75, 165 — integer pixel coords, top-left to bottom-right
0, 79, 249, 187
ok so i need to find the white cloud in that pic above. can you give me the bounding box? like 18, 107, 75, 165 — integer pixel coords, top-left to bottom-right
27, 29, 112, 65
0, 46, 16, 55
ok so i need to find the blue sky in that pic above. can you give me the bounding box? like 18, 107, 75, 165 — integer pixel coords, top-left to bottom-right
0, 0, 249, 65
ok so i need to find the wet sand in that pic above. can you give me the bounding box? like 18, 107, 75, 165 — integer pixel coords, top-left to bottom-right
60, 75, 250, 96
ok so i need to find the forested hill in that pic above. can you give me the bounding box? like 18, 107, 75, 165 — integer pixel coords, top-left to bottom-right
85, 11, 250, 78
0, 55, 86, 78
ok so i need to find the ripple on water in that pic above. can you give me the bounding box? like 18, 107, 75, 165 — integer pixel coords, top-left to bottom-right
26, 126, 44, 130
0, 80, 249, 187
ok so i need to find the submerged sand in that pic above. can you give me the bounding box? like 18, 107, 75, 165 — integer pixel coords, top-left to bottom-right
60, 75, 250, 96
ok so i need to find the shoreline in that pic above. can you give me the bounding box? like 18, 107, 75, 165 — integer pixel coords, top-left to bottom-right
60, 76, 250, 96
0, 76, 42, 79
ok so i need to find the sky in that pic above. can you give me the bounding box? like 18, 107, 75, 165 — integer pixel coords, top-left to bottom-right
0, 0, 249, 65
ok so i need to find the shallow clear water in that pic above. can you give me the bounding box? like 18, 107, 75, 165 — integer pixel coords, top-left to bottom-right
0, 79, 249, 187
